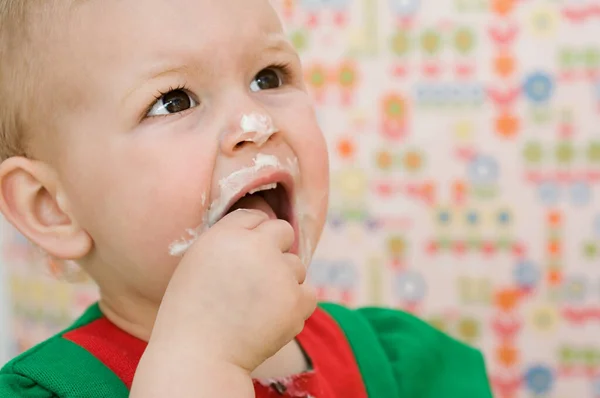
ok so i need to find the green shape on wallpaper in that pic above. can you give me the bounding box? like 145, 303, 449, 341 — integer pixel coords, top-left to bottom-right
390, 30, 411, 57
367, 257, 384, 306
582, 348, 600, 367
587, 142, 600, 163
583, 242, 598, 258
559, 48, 577, 69
289, 30, 309, 52
457, 317, 480, 343
472, 185, 498, 200
453, 27, 476, 55
558, 345, 576, 367
584, 48, 600, 68
496, 238, 511, 251
427, 315, 447, 333
420, 29, 442, 55
555, 141, 576, 164
530, 107, 552, 124
523, 142, 544, 163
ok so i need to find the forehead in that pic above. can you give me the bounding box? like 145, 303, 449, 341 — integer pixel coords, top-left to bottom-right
51, 0, 285, 91
70, 0, 282, 54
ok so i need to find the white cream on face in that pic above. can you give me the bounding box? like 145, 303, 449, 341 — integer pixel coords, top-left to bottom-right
206, 153, 282, 226
168, 154, 301, 257
239, 113, 278, 146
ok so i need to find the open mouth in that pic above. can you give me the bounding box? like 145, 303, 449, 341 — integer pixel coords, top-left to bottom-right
220, 173, 298, 252
226, 182, 292, 222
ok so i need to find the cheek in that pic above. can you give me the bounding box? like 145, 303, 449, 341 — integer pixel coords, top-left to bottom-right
61, 139, 214, 267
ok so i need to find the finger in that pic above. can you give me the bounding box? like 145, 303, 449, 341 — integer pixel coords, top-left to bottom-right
254, 219, 295, 253
282, 253, 306, 284
215, 208, 270, 231
299, 284, 318, 320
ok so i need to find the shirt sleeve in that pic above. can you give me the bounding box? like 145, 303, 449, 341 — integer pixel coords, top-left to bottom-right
0, 373, 56, 398
357, 307, 493, 398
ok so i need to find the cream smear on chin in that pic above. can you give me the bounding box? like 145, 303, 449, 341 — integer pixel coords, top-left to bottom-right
168, 154, 300, 257
239, 113, 278, 147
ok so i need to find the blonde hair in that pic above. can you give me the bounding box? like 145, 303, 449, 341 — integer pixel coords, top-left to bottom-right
0, 1, 59, 162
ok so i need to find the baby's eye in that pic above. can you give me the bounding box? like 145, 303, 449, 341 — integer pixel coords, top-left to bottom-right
147, 89, 198, 117
250, 68, 284, 92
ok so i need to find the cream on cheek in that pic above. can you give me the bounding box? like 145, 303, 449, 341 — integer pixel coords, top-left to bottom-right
167, 113, 321, 267
168, 154, 301, 256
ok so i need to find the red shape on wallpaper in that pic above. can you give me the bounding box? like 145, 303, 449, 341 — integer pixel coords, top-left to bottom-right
374, 182, 394, 197
455, 63, 475, 78
333, 11, 347, 27
455, 147, 477, 161
452, 181, 468, 205
562, 307, 600, 324
490, 374, 522, 398
380, 119, 408, 141
340, 290, 353, 306
487, 86, 521, 107
511, 242, 526, 257
392, 65, 410, 78
491, 314, 522, 340
421, 62, 442, 78
426, 241, 439, 255
487, 23, 519, 46
482, 241, 497, 256
562, 5, 600, 22
307, 12, 319, 28
453, 241, 467, 256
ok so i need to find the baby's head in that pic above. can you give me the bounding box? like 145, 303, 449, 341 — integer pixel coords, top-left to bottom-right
0, 0, 328, 319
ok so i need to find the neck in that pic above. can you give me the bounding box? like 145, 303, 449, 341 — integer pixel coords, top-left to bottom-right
98, 293, 158, 342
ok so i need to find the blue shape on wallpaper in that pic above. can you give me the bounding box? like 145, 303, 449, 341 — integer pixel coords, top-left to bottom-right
569, 181, 592, 206
514, 260, 540, 290
524, 365, 554, 395
592, 375, 600, 397
562, 275, 588, 303
307, 259, 330, 286
538, 181, 560, 205
300, 0, 349, 11
497, 210, 512, 226
438, 210, 451, 225
466, 211, 479, 226
327, 214, 345, 229
524, 72, 554, 104
331, 261, 358, 289
594, 214, 600, 238
467, 155, 499, 185
395, 271, 427, 302
389, 0, 420, 16
307, 259, 358, 289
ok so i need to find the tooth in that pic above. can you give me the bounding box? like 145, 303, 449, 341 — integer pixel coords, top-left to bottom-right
247, 183, 277, 195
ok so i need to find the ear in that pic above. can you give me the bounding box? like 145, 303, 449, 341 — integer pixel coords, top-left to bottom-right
0, 157, 93, 260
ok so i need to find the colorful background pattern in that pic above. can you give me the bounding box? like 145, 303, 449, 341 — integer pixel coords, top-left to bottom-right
1, 0, 600, 397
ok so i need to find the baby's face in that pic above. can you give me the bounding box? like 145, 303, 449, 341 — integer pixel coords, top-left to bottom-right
47, 0, 328, 302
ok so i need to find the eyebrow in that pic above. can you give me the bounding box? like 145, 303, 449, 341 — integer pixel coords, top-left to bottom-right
123, 32, 297, 107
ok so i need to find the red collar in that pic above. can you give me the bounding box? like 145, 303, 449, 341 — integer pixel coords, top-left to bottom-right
64, 307, 368, 398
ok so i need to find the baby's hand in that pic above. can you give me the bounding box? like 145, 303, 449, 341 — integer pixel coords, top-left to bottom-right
151, 209, 316, 373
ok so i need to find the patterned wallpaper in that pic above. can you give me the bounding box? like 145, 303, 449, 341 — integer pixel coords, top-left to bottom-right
2, 0, 600, 397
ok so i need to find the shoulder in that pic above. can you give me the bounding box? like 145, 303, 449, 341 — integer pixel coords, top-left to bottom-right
319, 303, 493, 398
0, 304, 129, 397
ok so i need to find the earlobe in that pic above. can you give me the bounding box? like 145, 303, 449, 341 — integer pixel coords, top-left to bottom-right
0, 157, 93, 260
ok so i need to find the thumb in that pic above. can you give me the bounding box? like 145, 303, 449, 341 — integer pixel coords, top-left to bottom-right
213, 208, 270, 231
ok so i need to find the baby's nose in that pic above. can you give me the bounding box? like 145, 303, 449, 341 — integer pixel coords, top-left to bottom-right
221, 112, 279, 155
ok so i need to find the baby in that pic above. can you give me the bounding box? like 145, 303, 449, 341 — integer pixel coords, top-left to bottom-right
0, 0, 493, 397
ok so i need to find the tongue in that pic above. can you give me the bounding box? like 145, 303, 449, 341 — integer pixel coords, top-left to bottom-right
228, 194, 277, 219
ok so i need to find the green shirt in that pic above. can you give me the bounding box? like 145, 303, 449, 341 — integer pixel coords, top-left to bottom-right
0, 303, 493, 397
